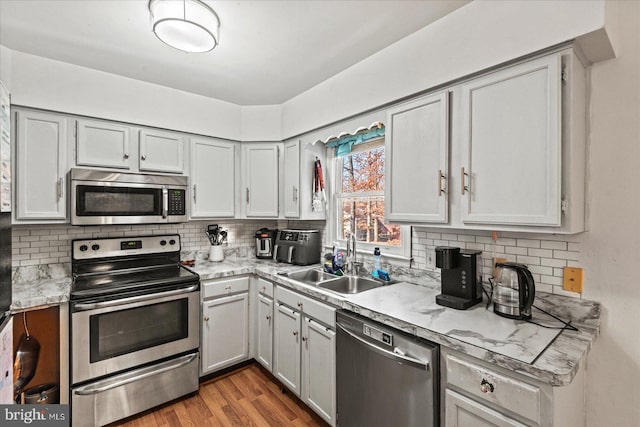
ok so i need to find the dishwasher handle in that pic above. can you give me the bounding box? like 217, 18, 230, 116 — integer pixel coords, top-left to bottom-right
337, 323, 430, 371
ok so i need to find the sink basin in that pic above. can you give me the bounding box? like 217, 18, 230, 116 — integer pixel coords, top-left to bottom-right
286, 268, 337, 286
319, 275, 388, 295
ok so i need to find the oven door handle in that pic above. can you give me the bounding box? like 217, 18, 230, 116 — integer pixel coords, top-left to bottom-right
73, 353, 198, 396
74, 285, 199, 311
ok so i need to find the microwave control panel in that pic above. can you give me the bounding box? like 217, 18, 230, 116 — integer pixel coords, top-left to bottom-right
168, 189, 186, 215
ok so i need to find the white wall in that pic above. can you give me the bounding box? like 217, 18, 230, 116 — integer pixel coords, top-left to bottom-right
582, 1, 640, 425
281, 0, 611, 139
0, 46, 11, 91
6, 49, 243, 140
240, 105, 282, 141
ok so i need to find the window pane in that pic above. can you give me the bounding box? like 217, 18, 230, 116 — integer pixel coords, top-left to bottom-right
340, 197, 401, 247
341, 146, 385, 193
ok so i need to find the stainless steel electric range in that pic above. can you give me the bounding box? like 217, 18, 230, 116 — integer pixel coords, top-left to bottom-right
69, 234, 200, 427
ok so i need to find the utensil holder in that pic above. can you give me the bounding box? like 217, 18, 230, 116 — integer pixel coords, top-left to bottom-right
209, 245, 224, 262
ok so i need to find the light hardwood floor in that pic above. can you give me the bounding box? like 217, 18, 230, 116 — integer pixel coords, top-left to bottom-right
110, 363, 329, 427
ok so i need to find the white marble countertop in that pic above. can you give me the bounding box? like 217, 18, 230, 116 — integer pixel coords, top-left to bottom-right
12, 256, 600, 386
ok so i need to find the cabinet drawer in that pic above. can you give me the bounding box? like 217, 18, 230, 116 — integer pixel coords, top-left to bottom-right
276, 286, 336, 328
445, 354, 541, 424
203, 277, 250, 299
256, 278, 274, 299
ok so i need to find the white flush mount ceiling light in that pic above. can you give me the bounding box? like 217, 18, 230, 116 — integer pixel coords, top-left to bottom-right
149, 0, 220, 53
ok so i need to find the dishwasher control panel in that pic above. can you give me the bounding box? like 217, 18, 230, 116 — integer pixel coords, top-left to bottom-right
363, 324, 393, 347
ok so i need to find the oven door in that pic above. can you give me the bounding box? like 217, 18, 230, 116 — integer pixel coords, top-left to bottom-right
71, 286, 200, 385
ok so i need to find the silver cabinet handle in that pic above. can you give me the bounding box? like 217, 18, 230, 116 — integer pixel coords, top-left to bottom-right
193, 185, 197, 203
204, 316, 210, 321
123, 153, 129, 159
293, 186, 298, 202
73, 353, 197, 396
56, 178, 63, 200
480, 378, 495, 393
266, 315, 271, 321
141, 154, 146, 161
293, 331, 299, 336
336, 324, 430, 371
438, 170, 446, 196
246, 187, 250, 204
74, 285, 198, 311
461, 167, 469, 195
302, 336, 307, 342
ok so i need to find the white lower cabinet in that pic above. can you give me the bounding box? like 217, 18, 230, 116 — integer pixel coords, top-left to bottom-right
201, 277, 250, 375
274, 286, 336, 426
256, 291, 274, 371
445, 389, 526, 427
301, 317, 336, 423
442, 348, 586, 427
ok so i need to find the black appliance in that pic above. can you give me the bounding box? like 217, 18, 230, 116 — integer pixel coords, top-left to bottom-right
70, 234, 200, 426
0, 212, 10, 318
273, 229, 321, 265
255, 228, 277, 259
492, 262, 536, 320
435, 246, 483, 310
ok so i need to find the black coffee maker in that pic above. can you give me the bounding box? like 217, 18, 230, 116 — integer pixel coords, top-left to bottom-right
435, 246, 483, 310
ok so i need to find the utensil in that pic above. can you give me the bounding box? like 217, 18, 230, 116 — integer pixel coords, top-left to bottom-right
13, 313, 40, 402
219, 230, 227, 245
206, 224, 219, 245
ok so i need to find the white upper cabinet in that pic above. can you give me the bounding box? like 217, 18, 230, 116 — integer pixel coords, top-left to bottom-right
385, 92, 449, 223
460, 55, 562, 226
76, 119, 132, 169
190, 137, 236, 218
15, 110, 67, 220
283, 141, 300, 218
243, 143, 280, 218
139, 129, 184, 173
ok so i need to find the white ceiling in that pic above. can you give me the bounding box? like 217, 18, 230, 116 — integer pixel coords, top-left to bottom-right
0, 0, 469, 105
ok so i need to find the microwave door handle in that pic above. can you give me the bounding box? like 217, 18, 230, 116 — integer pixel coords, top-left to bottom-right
162, 186, 168, 218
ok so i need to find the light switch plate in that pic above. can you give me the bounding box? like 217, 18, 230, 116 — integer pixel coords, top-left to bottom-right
563, 267, 584, 293
426, 249, 435, 269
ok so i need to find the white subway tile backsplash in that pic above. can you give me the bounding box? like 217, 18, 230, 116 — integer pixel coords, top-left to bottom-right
411, 227, 584, 299
516, 239, 541, 248
541, 240, 567, 250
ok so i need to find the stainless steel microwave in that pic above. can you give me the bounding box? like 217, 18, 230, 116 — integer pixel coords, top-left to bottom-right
70, 168, 188, 225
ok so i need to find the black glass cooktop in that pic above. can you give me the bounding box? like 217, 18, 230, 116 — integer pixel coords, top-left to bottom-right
71, 264, 199, 298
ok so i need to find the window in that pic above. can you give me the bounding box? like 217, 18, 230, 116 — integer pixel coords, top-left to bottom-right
333, 139, 409, 257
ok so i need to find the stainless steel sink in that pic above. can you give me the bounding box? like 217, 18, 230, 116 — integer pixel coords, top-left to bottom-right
285, 268, 338, 286
319, 275, 388, 294
284, 267, 396, 295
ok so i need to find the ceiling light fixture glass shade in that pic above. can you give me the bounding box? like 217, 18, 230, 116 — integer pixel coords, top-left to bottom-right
149, 0, 220, 53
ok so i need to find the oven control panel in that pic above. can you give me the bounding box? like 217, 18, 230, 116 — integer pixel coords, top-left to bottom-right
73, 235, 181, 260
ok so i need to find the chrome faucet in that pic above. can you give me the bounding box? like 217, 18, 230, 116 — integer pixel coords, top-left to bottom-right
346, 233, 362, 275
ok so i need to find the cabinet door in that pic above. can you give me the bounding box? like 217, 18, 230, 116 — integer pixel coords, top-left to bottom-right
201, 293, 249, 375
139, 129, 184, 173
16, 111, 67, 220
76, 119, 131, 169
274, 303, 301, 395
445, 389, 527, 427
385, 92, 449, 223
460, 55, 561, 226
256, 294, 274, 371
302, 317, 336, 426
283, 141, 300, 218
190, 138, 235, 218
244, 144, 279, 217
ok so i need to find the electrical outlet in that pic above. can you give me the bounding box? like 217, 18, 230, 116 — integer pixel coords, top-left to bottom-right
426, 250, 436, 269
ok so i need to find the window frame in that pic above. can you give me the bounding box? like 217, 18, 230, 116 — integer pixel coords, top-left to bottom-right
330, 138, 410, 259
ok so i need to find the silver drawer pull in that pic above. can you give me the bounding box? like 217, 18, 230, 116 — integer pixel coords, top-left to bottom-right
480, 378, 494, 393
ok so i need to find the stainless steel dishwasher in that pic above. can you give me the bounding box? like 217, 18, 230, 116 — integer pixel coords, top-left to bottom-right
336, 310, 439, 427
